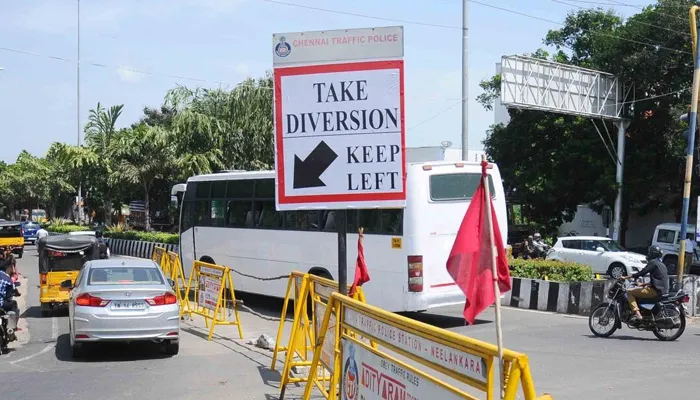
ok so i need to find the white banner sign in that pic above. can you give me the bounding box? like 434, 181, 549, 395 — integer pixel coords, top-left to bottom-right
272, 26, 403, 66
198, 276, 220, 311
274, 61, 406, 210
344, 308, 488, 384
340, 339, 464, 400
314, 301, 336, 372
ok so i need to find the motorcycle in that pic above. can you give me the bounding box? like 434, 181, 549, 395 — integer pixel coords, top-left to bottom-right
589, 278, 689, 341
0, 281, 21, 354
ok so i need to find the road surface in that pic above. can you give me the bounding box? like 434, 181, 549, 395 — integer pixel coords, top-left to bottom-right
3, 246, 700, 399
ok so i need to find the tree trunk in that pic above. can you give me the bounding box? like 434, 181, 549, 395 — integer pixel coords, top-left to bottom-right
104, 191, 113, 226
144, 183, 151, 232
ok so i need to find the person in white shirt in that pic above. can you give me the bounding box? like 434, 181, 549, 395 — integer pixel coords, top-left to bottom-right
683, 236, 699, 274
36, 227, 49, 240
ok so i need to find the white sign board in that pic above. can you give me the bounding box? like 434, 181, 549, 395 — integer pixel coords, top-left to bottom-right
198, 276, 220, 311
273, 26, 406, 211
272, 26, 403, 67
314, 301, 336, 372
344, 308, 488, 384
340, 339, 464, 400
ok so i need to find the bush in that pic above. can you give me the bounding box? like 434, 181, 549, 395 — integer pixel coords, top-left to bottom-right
508, 258, 593, 282
46, 224, 91, 233
105, 231, 179, 245
45, 224, 179, 245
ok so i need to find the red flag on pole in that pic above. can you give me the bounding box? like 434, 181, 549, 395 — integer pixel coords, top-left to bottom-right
349, 228, 370, 296
446, 161, 512, 325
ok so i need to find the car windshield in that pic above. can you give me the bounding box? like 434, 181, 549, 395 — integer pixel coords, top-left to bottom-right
598, 240, 626, 252
24, 222, 40, 229
88, 267, 164, 285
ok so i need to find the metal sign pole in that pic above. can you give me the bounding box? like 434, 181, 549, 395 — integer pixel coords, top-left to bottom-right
679, 20, 700, 284
338, 210, 348, 296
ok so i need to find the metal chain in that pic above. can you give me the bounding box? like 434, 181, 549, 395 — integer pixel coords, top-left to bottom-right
228, 267, 290, 282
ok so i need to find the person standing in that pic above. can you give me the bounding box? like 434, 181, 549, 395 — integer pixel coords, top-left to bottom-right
683, 235, 699, 275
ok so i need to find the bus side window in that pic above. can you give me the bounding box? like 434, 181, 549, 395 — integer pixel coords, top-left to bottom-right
181, 201, 193, 231
211, 200, 226, 227
194, 201, 210, 226
226, 200, 252, 228
382, 209, 403, 235
359, 210, 382, 234
257, 201, 281, 229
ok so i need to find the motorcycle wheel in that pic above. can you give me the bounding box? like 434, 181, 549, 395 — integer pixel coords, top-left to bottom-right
653, 310, 686, 341
589, 304, 619, 338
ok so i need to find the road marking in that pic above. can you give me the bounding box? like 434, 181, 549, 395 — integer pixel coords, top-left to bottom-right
10, 317, 59, 365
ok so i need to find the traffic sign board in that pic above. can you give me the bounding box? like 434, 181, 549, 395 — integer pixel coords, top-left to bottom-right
274, 61, 406, 210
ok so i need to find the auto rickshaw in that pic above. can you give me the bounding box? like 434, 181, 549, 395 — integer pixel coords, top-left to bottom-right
37, 235, 100, 316
0, 221, 25, 258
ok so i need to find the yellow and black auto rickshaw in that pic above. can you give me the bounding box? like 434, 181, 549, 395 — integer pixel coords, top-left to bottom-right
37, 235, 100, 316
0, 221, 25, 258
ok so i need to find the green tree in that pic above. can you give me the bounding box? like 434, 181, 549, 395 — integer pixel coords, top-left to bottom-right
109, 125, 173, 231
477, 3, 694, 242
84, 102, 125, 224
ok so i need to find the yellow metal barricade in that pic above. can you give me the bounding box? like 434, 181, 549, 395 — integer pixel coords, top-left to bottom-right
303, 293, 554, 400
180, 261, 244, 341
151, 246, 167, 270
271, 272, 314, 372
164, 251, 187, 304
278, 273, 374, 400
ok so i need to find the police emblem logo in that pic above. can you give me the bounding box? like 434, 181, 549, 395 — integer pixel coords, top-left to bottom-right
275, 36, 291, 58
343, 343, 359, 400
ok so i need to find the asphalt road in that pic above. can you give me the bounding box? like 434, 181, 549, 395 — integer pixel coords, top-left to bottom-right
3, 247, 700, 400
1, 247, 311, 400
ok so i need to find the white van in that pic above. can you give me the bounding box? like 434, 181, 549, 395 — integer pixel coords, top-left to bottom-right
651, 223, 699, 274
172, 161, 508, 313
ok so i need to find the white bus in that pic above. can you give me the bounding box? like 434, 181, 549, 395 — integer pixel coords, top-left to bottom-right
171, 161, 508, 313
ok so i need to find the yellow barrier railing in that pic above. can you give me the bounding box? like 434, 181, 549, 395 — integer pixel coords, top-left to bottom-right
180, 260, 244, 341
303, 293, 553, 400
271, 272, 314, 372
151, 246, 167, 267
276, 273, 374, 400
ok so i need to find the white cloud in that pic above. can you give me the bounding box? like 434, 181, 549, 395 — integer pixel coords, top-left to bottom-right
234, 62, 250, 76
116, 67, 146, 83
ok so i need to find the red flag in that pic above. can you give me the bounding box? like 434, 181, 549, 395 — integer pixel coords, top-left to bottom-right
349, 228, 370, 296
446, 163, 512, 325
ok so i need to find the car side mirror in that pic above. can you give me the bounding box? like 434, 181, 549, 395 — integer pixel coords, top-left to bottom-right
167, 279, 175, 288
60, 279, 73, 289
596, 247, 605, 252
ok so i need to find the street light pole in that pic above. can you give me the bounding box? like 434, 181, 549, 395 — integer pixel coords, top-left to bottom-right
461, 0, 469, 161
77, 0, 84, 225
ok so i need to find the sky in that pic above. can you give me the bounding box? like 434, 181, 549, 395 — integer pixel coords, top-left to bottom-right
0, 0, 650, 163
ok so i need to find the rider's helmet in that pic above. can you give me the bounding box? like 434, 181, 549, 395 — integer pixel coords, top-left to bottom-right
533, 233, 541, 241
95, 230, 103, 238
647, 245, 663, 261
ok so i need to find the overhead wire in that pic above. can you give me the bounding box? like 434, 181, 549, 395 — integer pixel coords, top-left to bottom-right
551, 0, 690, 38
0, 0, 692, 108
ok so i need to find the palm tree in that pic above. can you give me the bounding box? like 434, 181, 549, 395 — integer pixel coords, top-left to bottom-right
84, 102, 124, 224
109, 124, 172, 231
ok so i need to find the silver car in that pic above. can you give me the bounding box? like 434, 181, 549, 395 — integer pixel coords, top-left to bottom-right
62, 259, 180, 358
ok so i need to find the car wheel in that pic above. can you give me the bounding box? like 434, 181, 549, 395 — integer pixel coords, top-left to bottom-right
164, 340, 179, 356
607, 263, 627, 279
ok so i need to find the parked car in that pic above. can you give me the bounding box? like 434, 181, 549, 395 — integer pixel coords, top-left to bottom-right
546, 236, 647, 278
64, 258, 180, 358
651, 223, 699, 275
21, 221, 41, 245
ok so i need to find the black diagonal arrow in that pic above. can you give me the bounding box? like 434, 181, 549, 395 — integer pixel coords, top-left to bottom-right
293, 140, 338, 189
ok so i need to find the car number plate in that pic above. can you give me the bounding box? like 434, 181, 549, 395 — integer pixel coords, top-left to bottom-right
111, 301, 146, 310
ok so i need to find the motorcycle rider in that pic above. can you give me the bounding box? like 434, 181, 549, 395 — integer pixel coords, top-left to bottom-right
532, 233, 549, 258
0, 254, 20, 334
621, 245, 669, 322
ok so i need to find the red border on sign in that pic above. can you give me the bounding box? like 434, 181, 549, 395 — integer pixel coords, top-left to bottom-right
274, 60, 406, 205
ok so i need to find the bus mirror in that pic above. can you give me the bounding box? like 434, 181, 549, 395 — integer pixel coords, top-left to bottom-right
170, 195, 179, 208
